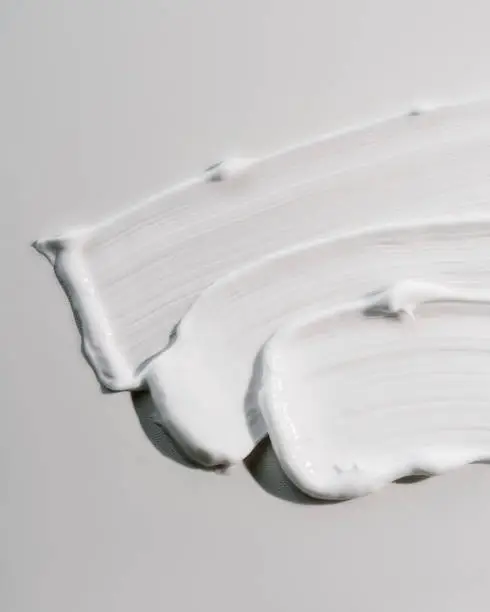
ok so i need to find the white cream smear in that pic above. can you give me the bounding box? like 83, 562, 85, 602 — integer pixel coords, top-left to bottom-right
33, 100, 490, 482
259, 281, 490, 500
34, 101, 490, 390
146, 219, 490, 464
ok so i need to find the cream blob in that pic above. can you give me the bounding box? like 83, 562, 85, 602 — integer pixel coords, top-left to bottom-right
258, 282, 490, 500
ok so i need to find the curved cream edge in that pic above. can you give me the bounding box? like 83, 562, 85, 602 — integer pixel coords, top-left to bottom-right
143, 217, 490, 465
32, 233, 135, 390
259, 284, 490, 500
32, 100, 490, 388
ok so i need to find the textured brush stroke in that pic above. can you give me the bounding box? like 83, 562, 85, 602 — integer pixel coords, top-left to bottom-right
34, 101, 490, 390
259, 282, 490, 500
144, 218, 490, 465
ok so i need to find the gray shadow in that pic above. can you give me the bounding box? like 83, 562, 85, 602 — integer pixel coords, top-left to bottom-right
205, 161, 225, 182
246, 439, 438, 501
395, 460, 490, 485
395, 474, 431, 485
362, 287, 402, 320
131, 390, 198, 468
131, 390, 229, 473
475, 459, 490, 466
244, 437, 342, 505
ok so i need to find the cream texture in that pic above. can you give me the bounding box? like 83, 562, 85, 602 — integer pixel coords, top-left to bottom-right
34, 101, 490, 390
260, 282, 490, 499
33, 100, 490, 493
146, 220, 490, 465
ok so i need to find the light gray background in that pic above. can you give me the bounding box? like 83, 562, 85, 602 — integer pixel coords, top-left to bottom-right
4, 1, 490, 610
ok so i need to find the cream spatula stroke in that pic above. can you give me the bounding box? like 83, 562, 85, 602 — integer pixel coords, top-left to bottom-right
258, 281, 490, 500
142, 218, 490, 466
34, 100, 490, 392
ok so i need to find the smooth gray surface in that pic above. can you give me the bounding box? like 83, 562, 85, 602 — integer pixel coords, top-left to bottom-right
3, 1, 490, 610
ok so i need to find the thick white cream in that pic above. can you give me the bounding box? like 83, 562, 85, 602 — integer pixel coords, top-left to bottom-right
34, 101, 490, 391
259, 282, 490, 500
33, 100, 490, 476
144, 219, 490, 465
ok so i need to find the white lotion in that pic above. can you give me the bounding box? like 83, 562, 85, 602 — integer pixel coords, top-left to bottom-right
34, 101, 490, 391
259, 281, 490, 500
144, 218, 490, 465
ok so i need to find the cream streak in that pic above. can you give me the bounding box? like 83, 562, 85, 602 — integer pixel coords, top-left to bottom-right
33, 101, 490, 392
143, 219, 490, 466
259, 282, 490, 499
